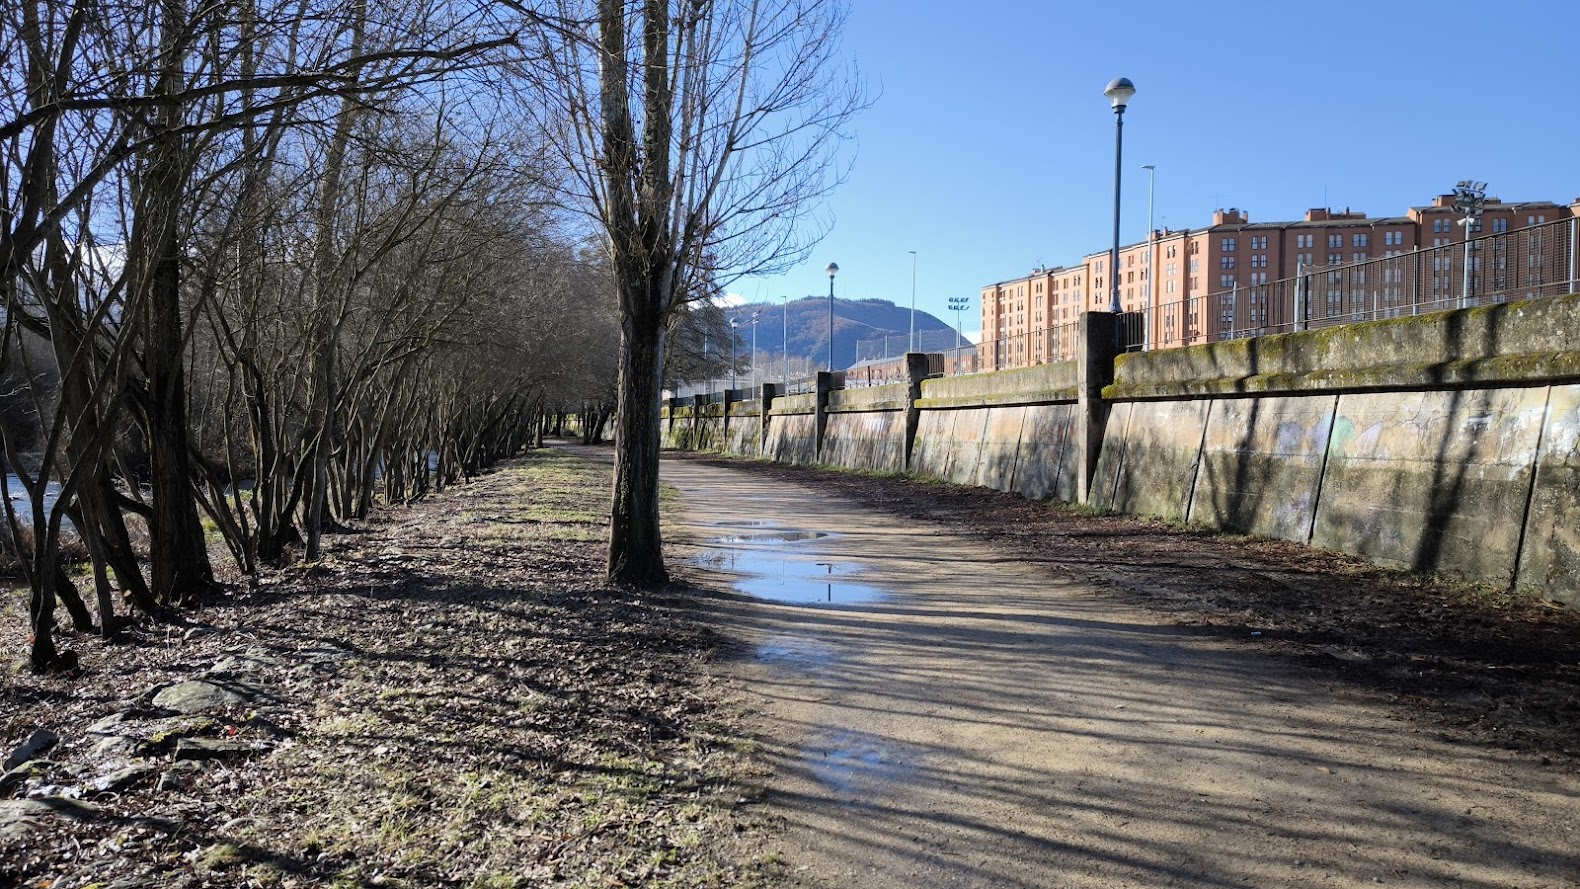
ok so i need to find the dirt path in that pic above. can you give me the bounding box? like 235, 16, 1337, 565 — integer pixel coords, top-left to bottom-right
663, 457, 1580, 889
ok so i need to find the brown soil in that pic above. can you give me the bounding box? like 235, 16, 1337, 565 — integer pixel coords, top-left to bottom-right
678, 454, 1580, 765
665, 453, 1580, 888
0, 451, 772, 889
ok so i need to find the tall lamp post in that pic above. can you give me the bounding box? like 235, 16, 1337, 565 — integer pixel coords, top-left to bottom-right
1104, 77, 1135, 318
781, 296, 789, 384
750, 310, 761, 389
908, 250, 918, 352
729, 317, 739, 390
1455, 179, 1487, 309
1141, 163, 1156, 350
826, 262, 839, 372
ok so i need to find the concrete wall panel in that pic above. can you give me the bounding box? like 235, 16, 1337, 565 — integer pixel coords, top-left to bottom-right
1313, 387, 1548, 582
724, 416, 759, 457
822, 410, 907, 473
1103, 400, 1210, 521
764, 413, 817, 465
694, 415, 726, 452
1011, 404, 1079, 502
1516, 384, 1580, 605
1090, 402, 1135, 511
911, 409, 959, 480
1188, 395, 1337, 543
942, 408, 992, 486
975, 406, 1028, 492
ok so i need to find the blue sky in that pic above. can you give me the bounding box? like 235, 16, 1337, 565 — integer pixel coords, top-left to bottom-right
733, 0, 1580, 341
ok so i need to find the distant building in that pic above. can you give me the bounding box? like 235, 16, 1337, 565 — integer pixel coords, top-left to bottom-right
980, 194, 1580, 369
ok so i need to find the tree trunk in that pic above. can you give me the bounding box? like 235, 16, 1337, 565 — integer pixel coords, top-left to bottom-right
606, 312, 668, 586
145, 0, 213, 603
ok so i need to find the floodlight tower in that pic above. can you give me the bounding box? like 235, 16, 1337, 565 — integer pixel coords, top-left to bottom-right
948, 295, 972, 352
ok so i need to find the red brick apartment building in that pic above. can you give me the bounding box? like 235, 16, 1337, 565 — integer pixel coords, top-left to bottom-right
980, 194, 1580, 370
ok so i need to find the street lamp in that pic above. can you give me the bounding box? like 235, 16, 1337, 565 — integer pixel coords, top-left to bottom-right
1455, 179, 1488, 309
1104, 76, 1135, 317
1142, 163, 1156, 350
729, 317, 739, 390
908, 250, 918, 353
781, 296, 789, 384
750, 310, 761, 389
826, 262, 839, 372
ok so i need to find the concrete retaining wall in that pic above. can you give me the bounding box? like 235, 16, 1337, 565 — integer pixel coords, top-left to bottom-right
1093, 295, 1580, 603
663, 297, 1580, 603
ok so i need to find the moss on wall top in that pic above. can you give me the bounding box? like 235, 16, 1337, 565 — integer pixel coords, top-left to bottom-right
1110, 293, 1580, 398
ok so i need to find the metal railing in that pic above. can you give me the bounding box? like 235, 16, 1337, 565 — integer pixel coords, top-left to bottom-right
1123, 216, 1578, 351
982, 321, 1080, 372
854, 327, 971, 362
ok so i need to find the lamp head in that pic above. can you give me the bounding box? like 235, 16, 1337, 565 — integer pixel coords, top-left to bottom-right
826, 262, 839, 278
1104, 77, 1136, 111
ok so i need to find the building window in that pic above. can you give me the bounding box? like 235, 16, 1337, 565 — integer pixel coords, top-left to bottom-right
1220, 256, 1236, 269
1296, 234, 1313, 249
1353, 233, 1368, 247
1492, 218, 1508, 233
1353, 252, 1367, 262
1223, 237, 1236, 251
1327, 234, 1342, 249
1328, 253, 1342, 265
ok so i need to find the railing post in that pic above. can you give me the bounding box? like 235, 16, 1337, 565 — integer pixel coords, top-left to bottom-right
1412, 246, 1422, 315
1569, 216, 1577, 295
1294, 262, 1306, 332
1228, 281, 1238, 341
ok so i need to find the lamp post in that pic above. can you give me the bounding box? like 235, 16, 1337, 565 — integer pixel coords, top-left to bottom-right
1142, 163, 1156, 351
826, 262, 839, 372
1455, 180, 1487, 309
1104, 77, 1135, 318
908, 250, 918, 353
729, 317, 739, 390
750, 310, 760, 389
781, 296, 789, 384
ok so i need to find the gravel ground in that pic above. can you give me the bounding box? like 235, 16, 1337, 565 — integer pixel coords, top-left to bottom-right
675, 454, 1580, 765
1, 451, 774, 889
665, 453, 1580, 888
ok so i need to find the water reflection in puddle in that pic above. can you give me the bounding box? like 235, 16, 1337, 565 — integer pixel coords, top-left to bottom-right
690, 543, 887, 605
710, 530, 828, 545
807, 729, 912, 798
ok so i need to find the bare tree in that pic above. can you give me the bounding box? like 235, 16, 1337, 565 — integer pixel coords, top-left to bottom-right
525, 0, 862, 585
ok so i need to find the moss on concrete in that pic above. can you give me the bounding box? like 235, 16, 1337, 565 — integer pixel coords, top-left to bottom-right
1110, 293, 1580, 399
920, 361, 1078, 404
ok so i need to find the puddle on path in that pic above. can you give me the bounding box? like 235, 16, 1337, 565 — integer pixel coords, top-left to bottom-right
710, 530, 828, 545
755, 635, 837, 668
690, 526, 888, 605
806, 729, 913, 800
